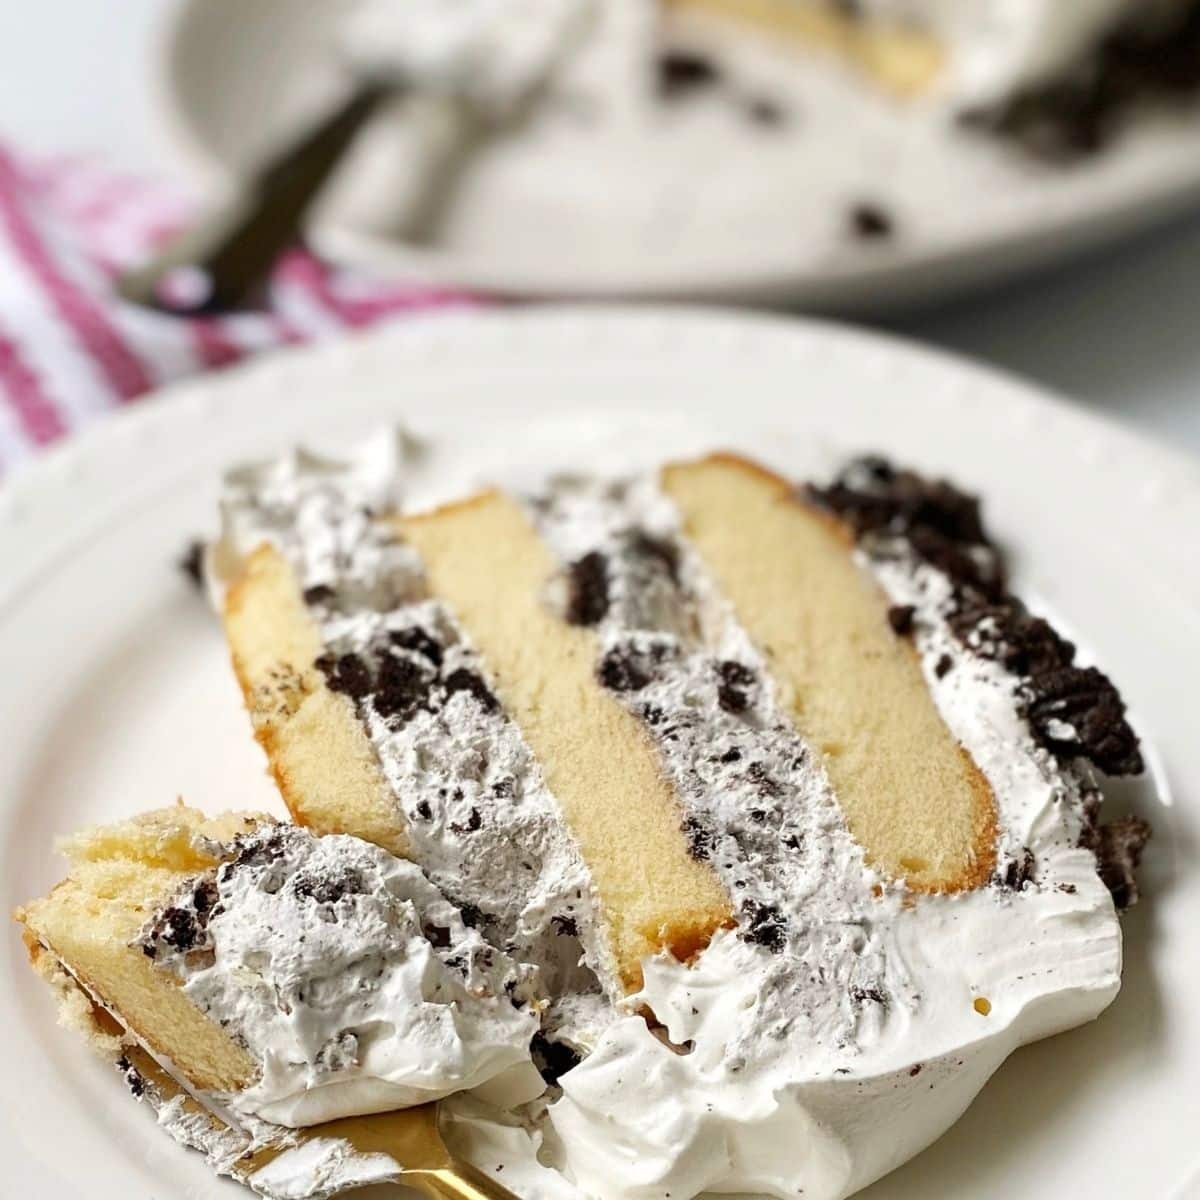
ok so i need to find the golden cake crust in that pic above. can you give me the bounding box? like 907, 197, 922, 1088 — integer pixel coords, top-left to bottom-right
224, 544, 410, 859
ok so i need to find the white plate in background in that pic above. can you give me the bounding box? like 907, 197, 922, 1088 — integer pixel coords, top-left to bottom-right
0, 308, 1196, 1198
157, 0, 1200, 308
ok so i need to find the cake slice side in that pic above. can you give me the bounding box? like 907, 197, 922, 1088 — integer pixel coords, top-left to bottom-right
401, 492, 734, 991
662, 453, 998, 893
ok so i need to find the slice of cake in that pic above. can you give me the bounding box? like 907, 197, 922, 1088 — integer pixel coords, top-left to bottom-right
664, 0, 1200, 115
663, 0, 946, 95
208, 438, 1149, 1200
16, 808, 542, 1134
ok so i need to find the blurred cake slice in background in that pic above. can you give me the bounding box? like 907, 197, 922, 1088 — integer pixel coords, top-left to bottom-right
663, 0, 1200, 111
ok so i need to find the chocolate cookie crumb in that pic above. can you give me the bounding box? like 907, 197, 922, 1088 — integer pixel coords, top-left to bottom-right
746, 95, 788, 126
373, 654, 434, 722
551, 914, 580, 937
178, 540, 205, 591
1023, 666, 1143, 776
657, 50, 722, 99
716, 660, 757, 714
532, 1033, 583, 1086
887, 605, 917, 636
740, 899, 786, 952
1084, 814, 1152, 910
599, 646, 652, 693
851, 986, 888, 1006
996, 847, 1036, 891
316, 651, 373, 704
443, 668, 498, 713
628, 531, 681, 583
423, 924, 452, 949
303, 584, 336, 607
565, 552, 610, 626
294, 867, 366, 905
683, 814, 716, 861
850, 203, 894, 240
389, 626, 444, 667
935, 654, 954, 679
117, 1056, 147, 1098
450, 808, 483, 835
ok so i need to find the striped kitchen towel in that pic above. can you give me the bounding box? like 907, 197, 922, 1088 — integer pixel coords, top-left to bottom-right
0, 145, 472, 474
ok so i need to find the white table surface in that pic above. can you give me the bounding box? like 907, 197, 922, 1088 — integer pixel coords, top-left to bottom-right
2, 0, 1199, 460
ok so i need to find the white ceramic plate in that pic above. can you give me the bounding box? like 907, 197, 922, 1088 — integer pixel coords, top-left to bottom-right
157, 0, 1200, 308
1, 308, 1197, 1199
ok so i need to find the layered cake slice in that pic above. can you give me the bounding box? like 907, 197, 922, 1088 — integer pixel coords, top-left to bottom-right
663, 0, 946, 95
16, 806, 543, 1193
207, 437, 1149, 1200
664, 0, 1200, 115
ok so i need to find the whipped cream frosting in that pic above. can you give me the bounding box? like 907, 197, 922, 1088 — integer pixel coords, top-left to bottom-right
199, 433, 1140, 1200
340, 0, 594, 110
138, 822, 543, 1127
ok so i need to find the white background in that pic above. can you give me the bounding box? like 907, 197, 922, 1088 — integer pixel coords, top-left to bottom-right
2, 0, 1199, 457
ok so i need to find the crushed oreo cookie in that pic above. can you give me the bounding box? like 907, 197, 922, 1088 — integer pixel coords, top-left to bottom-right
716, 660, 757, 714
809, 457, 1142, 778
389, 626, 444, 667
1023, 666, 1143, 777
598, 645, 654, 693
1080, 796, 1152, 910
117, 1055, 147, 1099
656, 50, 722, 99
887, 605, 917, 636
682, 814, 717, 862
178, 539, 205, 591
565, 551, 610, 627
995, 847, 1037, 892
443, 668, 498, 712
745, 94, 788, 127
303, 583, 336, 607
851, 986, 888, 1007
551, 914, 579, 937
317, 640, 497, 728
850, 203, 894, 240
958, 5, 1200, 162
450, 808, 483, 835
531, 1032, 583, 1086
740, 899, 786, 952
627, 530, 681, 584
293, 866, 366, 905
372, 654, 435, 722
315, 651, 374, 704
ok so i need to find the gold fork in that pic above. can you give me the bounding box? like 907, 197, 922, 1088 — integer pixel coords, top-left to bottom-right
121, 1043, 524, 1200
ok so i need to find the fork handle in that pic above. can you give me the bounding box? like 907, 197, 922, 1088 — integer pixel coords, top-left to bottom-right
408, 1160, 526, 1200
116, 80, 394, 315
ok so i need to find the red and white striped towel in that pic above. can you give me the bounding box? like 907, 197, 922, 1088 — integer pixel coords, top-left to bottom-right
0, 146, 473, 474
